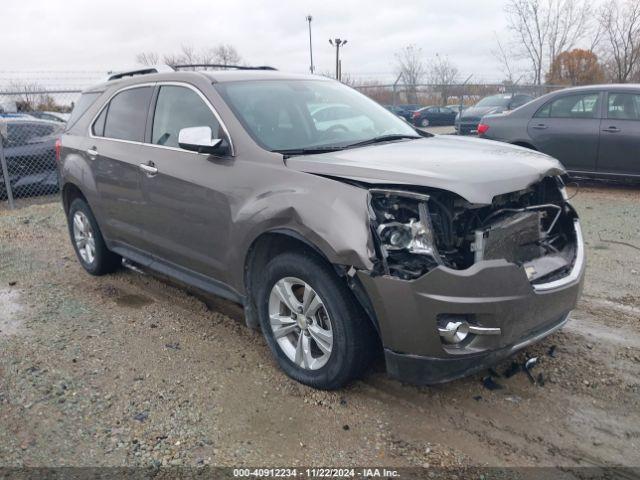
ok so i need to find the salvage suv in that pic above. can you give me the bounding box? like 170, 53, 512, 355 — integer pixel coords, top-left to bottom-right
58, 65, 585, 389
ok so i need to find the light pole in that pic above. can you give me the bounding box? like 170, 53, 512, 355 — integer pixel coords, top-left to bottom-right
329, 38, 347, 81
306, 15, 314, 74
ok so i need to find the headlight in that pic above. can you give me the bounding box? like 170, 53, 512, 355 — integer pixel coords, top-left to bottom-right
368, 189, 442, 278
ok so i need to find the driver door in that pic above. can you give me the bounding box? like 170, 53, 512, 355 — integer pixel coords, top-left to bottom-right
138, 84, 233, 280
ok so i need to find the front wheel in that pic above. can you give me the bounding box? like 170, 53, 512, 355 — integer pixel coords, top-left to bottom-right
257, 252, 377, 389
420, 118, 430, 127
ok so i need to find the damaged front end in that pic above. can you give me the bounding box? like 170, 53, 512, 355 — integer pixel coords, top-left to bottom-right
367, 175, 580, 284
361, 175, 585, 384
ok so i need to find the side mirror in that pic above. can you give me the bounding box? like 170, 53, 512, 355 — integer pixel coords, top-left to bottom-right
178, 126, 227, 155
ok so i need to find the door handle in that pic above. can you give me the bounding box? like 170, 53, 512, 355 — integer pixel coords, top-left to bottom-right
86, 147, 98, 158
139, 162, 158, 176
532, 124, 548, 130
602, 126, 620, 133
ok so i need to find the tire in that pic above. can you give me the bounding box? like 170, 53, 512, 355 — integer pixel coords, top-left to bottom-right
256, 251, 377, 389
67, 198, 120, 275
420, 118, 429, 127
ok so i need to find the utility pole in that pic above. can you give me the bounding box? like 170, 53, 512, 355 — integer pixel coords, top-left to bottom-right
329, 38, 347, 81
306, 15, 314, 74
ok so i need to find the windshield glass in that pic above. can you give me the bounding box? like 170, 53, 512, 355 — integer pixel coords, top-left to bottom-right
215, 79, 418, 152
475, 94, 511, 108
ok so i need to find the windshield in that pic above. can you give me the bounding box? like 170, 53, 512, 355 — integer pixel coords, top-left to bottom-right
215, 79, 418, 152
475, 94, 512, 108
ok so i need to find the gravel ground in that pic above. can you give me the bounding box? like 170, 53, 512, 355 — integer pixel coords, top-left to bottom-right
0, 183, 638, 474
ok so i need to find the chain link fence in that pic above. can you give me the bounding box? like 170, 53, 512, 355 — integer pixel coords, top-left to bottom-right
352, 82, 566, 107
0, 89, 82, 209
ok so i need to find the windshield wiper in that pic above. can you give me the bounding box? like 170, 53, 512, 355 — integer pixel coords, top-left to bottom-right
275, 146, 345, 156
342, 134, 421, 149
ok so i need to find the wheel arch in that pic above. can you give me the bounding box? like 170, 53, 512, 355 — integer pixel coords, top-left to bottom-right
242, 229, 380, 337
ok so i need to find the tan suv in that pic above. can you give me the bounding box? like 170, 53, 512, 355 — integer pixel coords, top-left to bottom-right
58, 65, 585, 389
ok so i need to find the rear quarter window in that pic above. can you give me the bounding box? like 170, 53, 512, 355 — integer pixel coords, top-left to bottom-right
67, 92, 101, 128
100, 87, 153, 142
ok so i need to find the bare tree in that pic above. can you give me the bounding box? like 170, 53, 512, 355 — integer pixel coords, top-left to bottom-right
212, 44, 242, 66
506, 0, 592, 85
135, 52, 160, 66
7, 81, 45, 111
135, 44, 242, 69
428, 54, 459, 104
598, 0, 640, 83
395, 45, 425, 104
492, 33, 519, 84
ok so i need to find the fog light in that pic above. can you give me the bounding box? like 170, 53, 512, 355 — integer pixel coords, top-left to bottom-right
438, 320, 470, 344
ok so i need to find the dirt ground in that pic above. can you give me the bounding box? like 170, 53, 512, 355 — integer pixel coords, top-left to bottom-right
0, 183, 639, 475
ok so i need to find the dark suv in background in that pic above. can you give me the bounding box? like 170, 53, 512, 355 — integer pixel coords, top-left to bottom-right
0, 117, 63, 198
456, 93, 533, 135
58, 66, 584, 389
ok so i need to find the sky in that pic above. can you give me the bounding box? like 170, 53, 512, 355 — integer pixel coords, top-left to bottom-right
1, 0, 516, 87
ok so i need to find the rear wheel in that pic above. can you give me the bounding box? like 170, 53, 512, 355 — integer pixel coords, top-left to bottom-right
67, 198, 120, 275
257, 251, 376, 389
420, 118, 430, 127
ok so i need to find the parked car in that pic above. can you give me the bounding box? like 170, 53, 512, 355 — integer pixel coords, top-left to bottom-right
446, 104, 465, 115
310, 103, 374, 134
58, 66, 584, 389
411, 106, 458, 127
28, 111, 70, 123
477, 85, 640, 180
0, 118, 63, 199
383, 104, 422, 121
455, 93, 534, 135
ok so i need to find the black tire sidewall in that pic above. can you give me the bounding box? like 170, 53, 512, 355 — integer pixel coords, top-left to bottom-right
67, 198, 115, 275
257, 252, 367, 389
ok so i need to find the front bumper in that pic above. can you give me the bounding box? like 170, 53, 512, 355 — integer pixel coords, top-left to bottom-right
358, 220, 585, 385
455, 120, 480, 135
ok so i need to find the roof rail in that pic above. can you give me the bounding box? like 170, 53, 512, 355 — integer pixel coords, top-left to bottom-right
171, 64, 277, 71
107, 65, 175, 81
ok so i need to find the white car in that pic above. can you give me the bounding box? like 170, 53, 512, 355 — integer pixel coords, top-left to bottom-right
310, 103, 374, 134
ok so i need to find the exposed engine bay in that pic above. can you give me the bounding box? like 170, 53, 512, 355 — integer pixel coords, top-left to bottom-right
368, 176, 579, 281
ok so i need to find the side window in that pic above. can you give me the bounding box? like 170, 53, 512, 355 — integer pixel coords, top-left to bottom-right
607, 93, 640, 120
102, 87, 153, 142
152, 86, 221, 148
535, 93, 599, 119
67, 92, 100, 127
93, 107, 107, 137
511, 95, 531, 109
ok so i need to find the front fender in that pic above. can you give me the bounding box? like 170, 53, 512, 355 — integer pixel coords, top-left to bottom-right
229, 175, 375, 291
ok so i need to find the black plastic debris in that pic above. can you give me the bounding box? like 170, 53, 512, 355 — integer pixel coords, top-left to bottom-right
133, 411, 149, 422
8, 280, 17, 286
165, 342, 180, 350
342, 424, 350, 431
503, 361, 521, 378
473, 395, 483, 401
482, 375, 504, 391
537, 373, 545, 386
548, 345, 557, 357
524, 357, 539, 384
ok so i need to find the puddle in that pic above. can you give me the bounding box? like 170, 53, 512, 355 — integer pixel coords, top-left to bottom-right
115, 294, 153, 309
0, 288, 24, 336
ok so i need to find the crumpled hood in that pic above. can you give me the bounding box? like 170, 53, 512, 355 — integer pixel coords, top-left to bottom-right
285, 136, 565, 204
458, 106, 503, 121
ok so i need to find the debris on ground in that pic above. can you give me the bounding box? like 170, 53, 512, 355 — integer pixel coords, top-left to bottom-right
482, 375, 504, 391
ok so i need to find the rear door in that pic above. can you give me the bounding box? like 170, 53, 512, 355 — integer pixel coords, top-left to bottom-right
90, 85, 154, 250
527, 91, 602, 172
138, 83, 233, 279
597, 90, 640, 176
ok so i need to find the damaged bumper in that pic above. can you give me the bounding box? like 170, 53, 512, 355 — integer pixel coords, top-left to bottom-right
357, 220, 585, 385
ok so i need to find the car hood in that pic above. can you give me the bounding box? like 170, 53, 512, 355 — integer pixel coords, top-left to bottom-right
458, 106, 503, 120
285, 136, 564, 204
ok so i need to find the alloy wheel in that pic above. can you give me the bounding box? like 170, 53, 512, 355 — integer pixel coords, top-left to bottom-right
72, 211, 96, 264
268, 277, 334, 370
